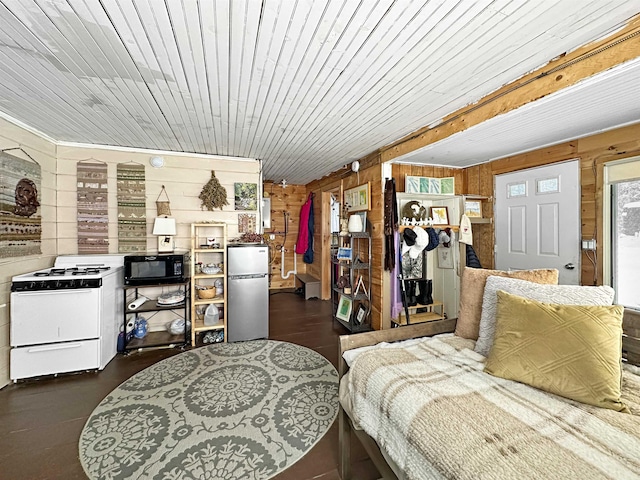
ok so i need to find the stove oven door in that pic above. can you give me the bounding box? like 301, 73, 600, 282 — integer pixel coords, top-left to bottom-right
11, 288, 101, 346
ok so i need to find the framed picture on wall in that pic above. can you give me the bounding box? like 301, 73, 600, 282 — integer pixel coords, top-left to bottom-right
404, 175, 455, 195
336, 295, 353, 322
337, 247, 352, 261
355, 304, 367, 324
437, 246, 455, 269
464, 200, 482, 217
430, 206, 449, 225
345, 182, 371, 212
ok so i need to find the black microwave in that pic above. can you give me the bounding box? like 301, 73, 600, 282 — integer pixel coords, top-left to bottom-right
124, 253, 187, 286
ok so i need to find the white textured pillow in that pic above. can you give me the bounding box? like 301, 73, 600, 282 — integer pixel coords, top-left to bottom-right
475, 276, 615, 357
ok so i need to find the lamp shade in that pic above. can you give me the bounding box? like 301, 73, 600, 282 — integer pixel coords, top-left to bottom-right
348, 214, 363, 233
152, 217, 176, 236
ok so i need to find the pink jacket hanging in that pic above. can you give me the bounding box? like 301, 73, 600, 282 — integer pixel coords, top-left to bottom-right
295, 194, 313, 254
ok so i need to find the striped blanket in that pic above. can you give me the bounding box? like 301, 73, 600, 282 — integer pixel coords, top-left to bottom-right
345, 334, 640, 480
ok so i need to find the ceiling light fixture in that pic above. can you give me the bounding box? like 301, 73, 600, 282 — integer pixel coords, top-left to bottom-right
150, 156, 165, 168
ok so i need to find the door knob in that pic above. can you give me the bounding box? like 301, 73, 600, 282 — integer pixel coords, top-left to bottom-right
564, 263, 575, 270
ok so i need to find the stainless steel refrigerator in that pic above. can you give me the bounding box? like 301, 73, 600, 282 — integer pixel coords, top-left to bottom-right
227, 244, 269, 342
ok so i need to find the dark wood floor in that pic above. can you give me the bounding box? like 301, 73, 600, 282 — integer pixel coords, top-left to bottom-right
0, 292, 379, 480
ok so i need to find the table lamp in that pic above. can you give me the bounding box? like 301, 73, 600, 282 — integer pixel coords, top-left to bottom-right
152, 217, 176, 253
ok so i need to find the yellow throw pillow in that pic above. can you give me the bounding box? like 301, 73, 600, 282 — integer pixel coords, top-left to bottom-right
455, 268, 559, 340
484, 291, 628, 412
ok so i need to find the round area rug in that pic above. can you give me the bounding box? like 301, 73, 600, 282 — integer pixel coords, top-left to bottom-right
79, 340, 339, 480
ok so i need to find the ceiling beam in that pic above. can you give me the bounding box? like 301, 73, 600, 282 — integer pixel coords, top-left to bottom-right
354, 13, 640, 171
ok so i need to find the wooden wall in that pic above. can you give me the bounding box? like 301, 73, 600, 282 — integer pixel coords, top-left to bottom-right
325, 122, 640, 332
0, 118, 57, 388
392, 164, 495, 264
307, 163, 385, 330
459, 162, 495, 269
392, 164, 464, 194
263, 182, 307, 289
463, 122, 640, 285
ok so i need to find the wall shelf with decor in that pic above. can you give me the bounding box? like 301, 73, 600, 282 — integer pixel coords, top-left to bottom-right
331, 232, 372, 332
396, 192, 463, 321
190, 223, 227, 346
396, 192, 493, 321
463, 195, 492, 224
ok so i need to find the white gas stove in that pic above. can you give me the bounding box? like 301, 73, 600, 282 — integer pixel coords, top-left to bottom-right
10, 255, 124, 381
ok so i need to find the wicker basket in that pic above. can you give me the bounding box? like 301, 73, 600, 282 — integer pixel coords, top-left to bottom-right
156, 186, 172, 216
197, 286, 217, 299
156, 201, 171, 216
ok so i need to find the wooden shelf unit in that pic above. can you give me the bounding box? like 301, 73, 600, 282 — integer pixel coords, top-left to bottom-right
190, 223, 227, 346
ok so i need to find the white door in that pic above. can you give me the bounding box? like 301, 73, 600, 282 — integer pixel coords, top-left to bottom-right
495, 160, 580, 284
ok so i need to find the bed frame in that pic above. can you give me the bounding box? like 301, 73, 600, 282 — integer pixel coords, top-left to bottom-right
338, 311, 640, 480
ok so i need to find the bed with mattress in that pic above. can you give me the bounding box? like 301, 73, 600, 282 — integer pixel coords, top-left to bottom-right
338, 270, 640, 480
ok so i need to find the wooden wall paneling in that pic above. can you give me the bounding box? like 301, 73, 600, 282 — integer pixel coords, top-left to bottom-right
490, 143, 578, 176
306, 164, 385, 330
475, 122, 640, 286
391, 164, 461, 194
306, 177, 342, 301
391, 164, 408, 192
452, 168, 465, 195
474, 162, 495, 269
263, 182, 307, 290
320, 192, 333, 300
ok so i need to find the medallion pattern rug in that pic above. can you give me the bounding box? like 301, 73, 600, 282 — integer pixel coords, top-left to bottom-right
79, 340, 339, 480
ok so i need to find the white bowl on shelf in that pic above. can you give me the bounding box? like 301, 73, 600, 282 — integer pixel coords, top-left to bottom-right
201, 265, 221, 275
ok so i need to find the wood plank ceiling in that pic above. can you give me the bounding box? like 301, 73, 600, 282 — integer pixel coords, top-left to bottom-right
0, 1, 639, 184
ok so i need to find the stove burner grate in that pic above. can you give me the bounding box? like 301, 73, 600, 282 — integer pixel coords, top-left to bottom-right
31, 266, 112, 277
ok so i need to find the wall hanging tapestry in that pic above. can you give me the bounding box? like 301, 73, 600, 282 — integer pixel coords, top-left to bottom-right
117, 162, 146, 253
79, 340, 338, 480
238, 213, 256, 233
77, 160, 109, 254
0, 149, 41, 257
234, 182, 258, 210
